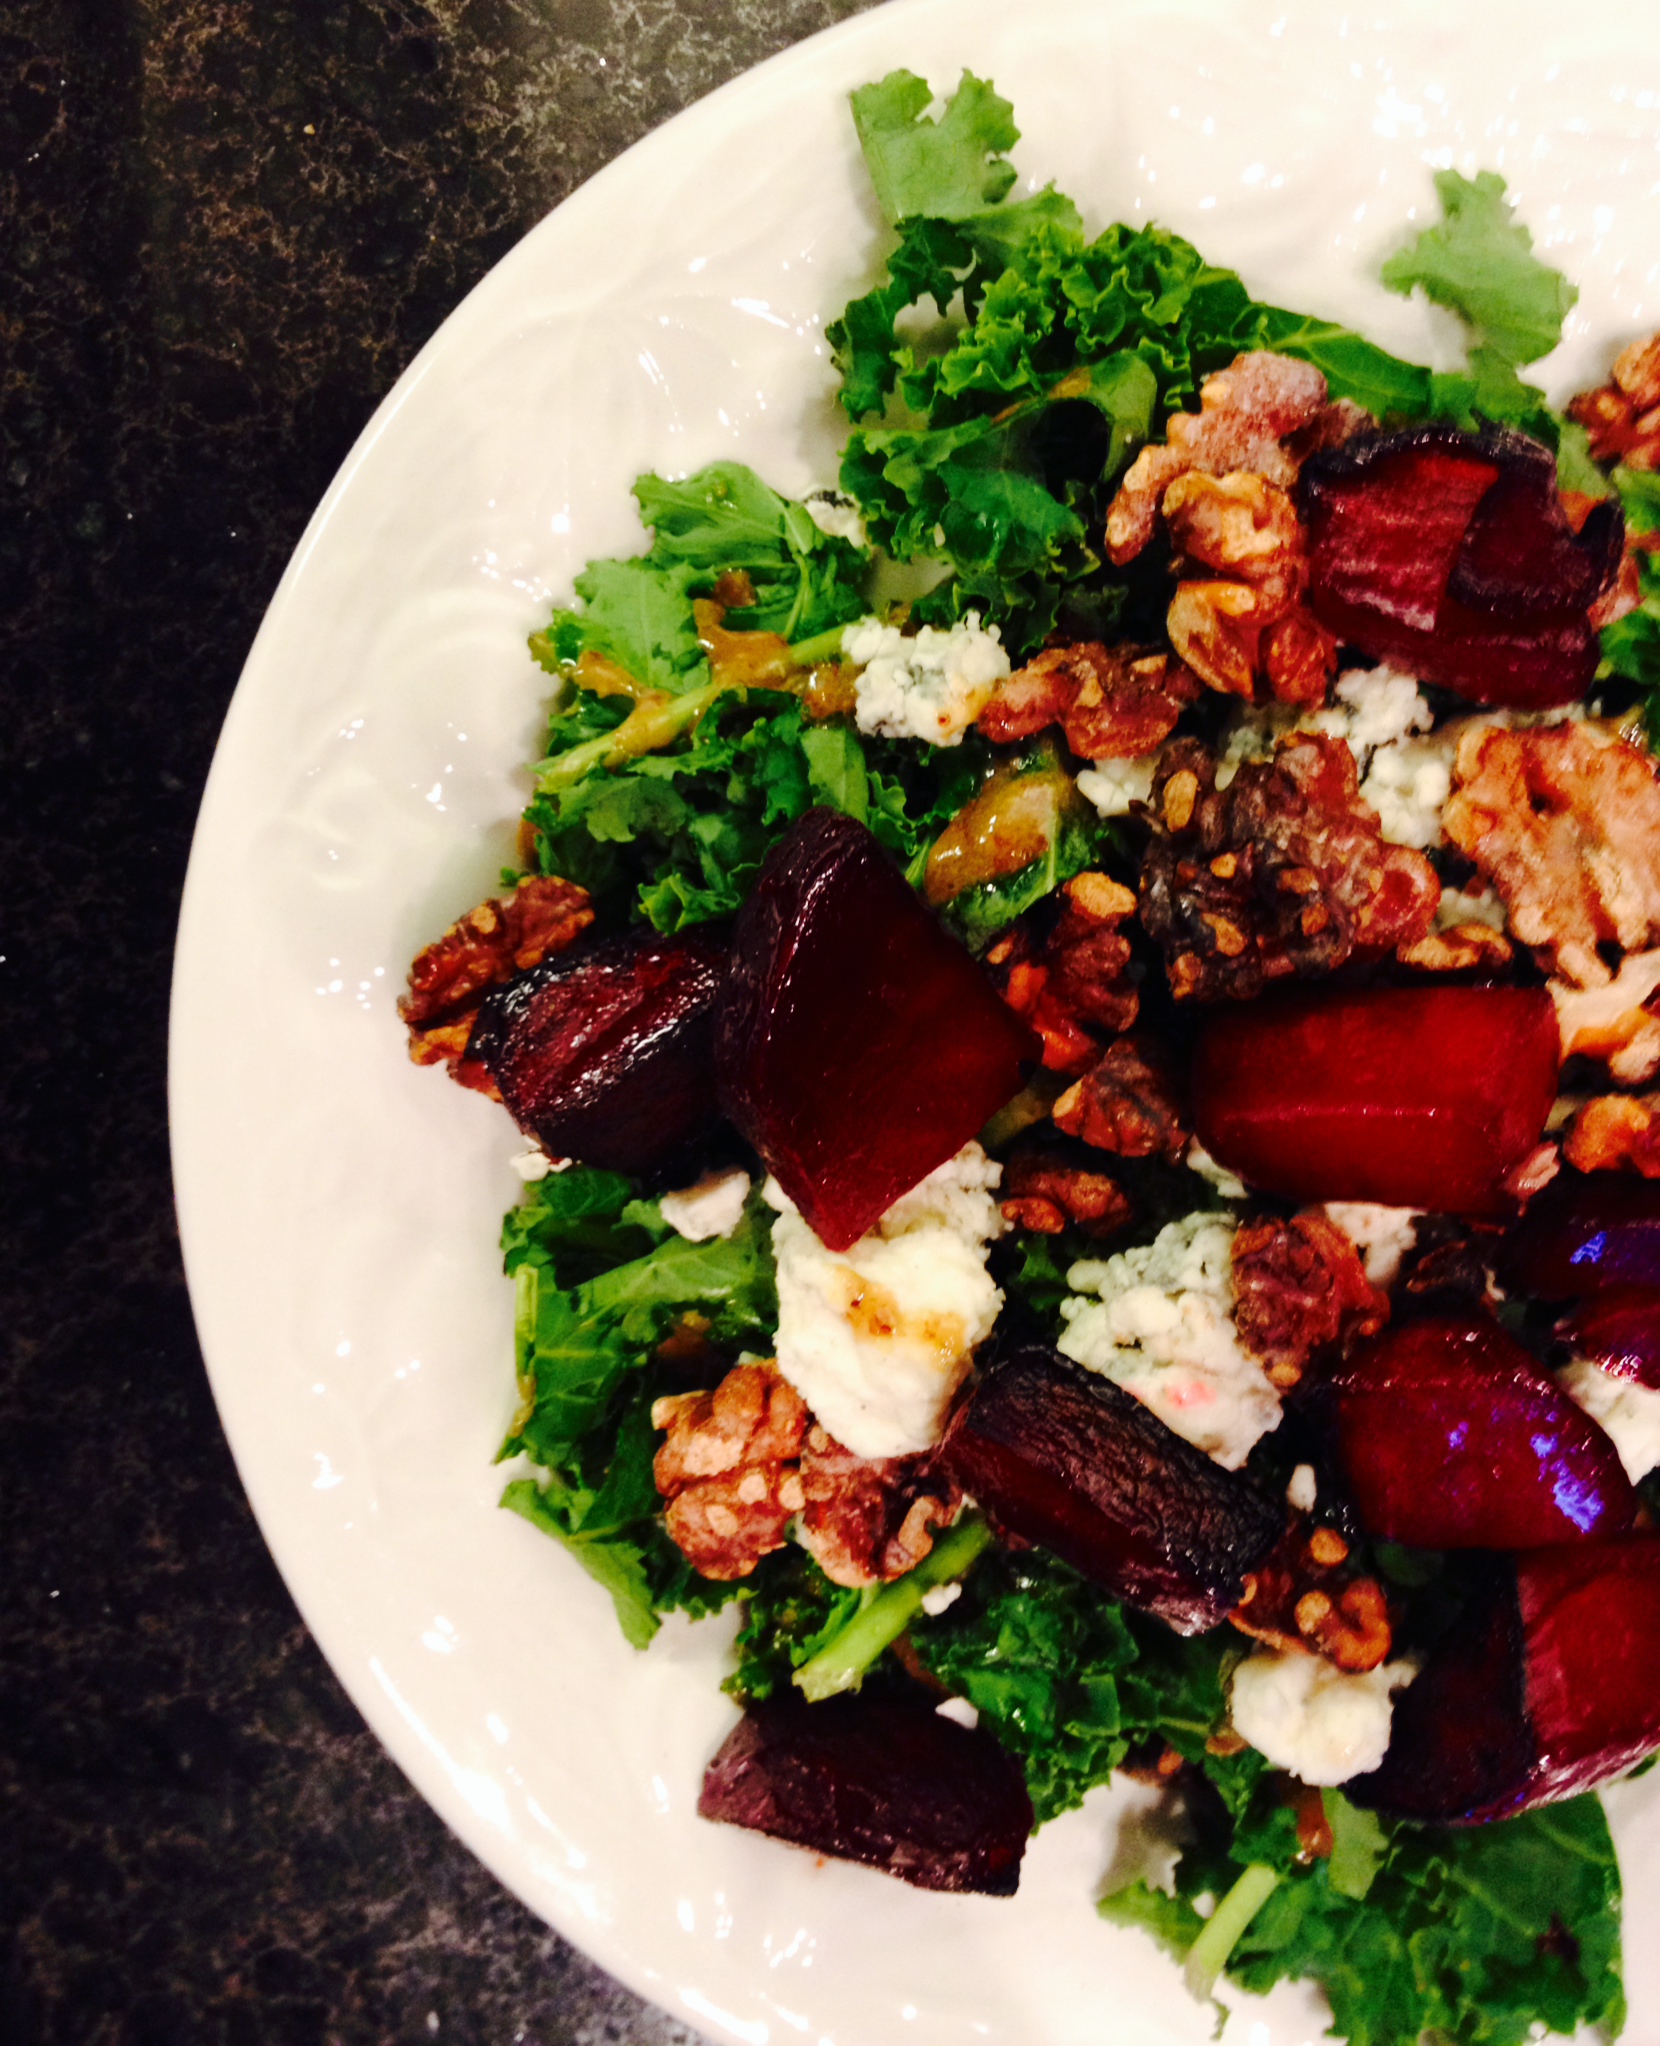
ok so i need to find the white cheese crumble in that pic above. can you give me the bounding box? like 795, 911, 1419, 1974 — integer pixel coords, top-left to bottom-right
1186, 1138, 1248, 1202
803, 491, 868, 549
1076, 755, 1157, 818
1229, 1648, 1418, 1786
658, 1167, 752, 1242
1287, 1464, 1318, 1513
1327, 664, 1435, 756
1057, 1212, 1281, 1470
511, 1143, 570, 1181
920, 1581, 964, 1617
1359, 737, 1453, 850
1322, 1201, 1421, 1288
843, 612, 1011, 746
1558, 1358, 1660, 1482
935, 1694, 979, 1728
766, 1144, 1006, 1459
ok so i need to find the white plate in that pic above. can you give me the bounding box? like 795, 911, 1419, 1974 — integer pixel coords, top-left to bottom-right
170, 2, 1660, 2039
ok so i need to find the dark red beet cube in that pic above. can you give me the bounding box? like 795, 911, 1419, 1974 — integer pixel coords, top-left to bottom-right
467, 929, 725, 1176
1301, 425, 1622, 710
1351, 1537, 1660, 1822
1191, 985, 1559, 1214
1499, 1169, 1660, 1297
715, 809, 1036, 1250
937, 1345, 1284, 1634
1559, 1285, 1660, 1387
1331, 1313, 1635, 1549
698, 1691, 1033, 1895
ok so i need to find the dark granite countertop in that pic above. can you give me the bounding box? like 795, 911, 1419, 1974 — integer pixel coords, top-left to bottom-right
3, 4, 878, 2039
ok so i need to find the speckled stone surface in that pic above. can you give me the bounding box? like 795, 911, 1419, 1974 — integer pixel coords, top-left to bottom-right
2, 4, 880, 2040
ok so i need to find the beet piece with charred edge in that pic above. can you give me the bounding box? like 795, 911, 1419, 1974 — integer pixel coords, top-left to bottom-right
1559, 1285, 1660, 1386
1301, 425, 1622, 709
1191, 986, 1560, 1215
1330, 1312, 1636, 1549
715, 809, 1037, 1252
1499, 1169, 1660, 1298
467, 929, 725, 1176
1350, 1537, 1660, 1823
698, 1691, 1033, 1895
936, 1344, 1284, 1634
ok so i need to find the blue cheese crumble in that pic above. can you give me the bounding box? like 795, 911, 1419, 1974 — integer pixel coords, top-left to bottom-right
843, 613, 1010, 746
767, 1144, 1006, 1459
1056, 1211, 1281, 1470
1230, 1648, 1418, 1785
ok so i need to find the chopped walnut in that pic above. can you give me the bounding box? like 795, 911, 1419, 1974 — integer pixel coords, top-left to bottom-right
1567, 333, 1660, 470
977, 642, 1201, 758
1443, 721, 1660, 989
1553, 947, 1660, 1083
1394, 1213, 1503, 1312
988, 871, 1140, 1076
1052, 1034, 1188, 1160
1139, 734, 1439, 1000
1397, 922, 1515, 972
1106, 353, 1332, 563
998, 1145, 1133, 1239
1231, 1521, 1394, 1673
795, 1427, 962, 1588
1564, 1094, 1660, 1177
1231, 1210, 1389, 1390
401, 874, 595, 1083
1158, 473, 1337, 707
652, 1362, 809, 1581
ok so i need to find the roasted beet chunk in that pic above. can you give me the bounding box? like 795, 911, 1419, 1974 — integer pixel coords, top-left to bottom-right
1558, 1286, 1660, 1387
467, 929, 725, 1175
1351, 1538, 1660, 1822
1499, 1168, 1660, 1297
1301, 425, 1622, 709
937, 1345, 1283, 1633
1331, 1313, 1636, 1550
715, 809, 1037, 1251
1191, 986, 1560, 1214
698, 1692, 1032, 1895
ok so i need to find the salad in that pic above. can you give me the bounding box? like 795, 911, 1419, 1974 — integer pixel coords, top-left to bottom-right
397, 69, 1660, 2046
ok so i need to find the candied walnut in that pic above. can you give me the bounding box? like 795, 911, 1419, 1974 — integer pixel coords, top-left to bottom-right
988, 871, 1140, 1076
1501, 1141, 1561, 1203
653, 1362, 810, 1581
795, 1427, 963, 1589
1231, 1521, 1393, 1673
1394, 1213, 1503, 1312
1052, 1035, 1187, 1161
977, 642, 1201, 758
1139, 734, 1439, 1000
401, 874, 595, 1082
1443, 721, 1660, 989
1567, 333, 1660, 470
998, 1145, 1133, 1240
1398, 921, 1515, 973
1107, 353, 1332, 564
1231, 1209, 1389, 1390
1159, 473, 1337, 707
1564, 1094, 1660, 1178
1553, 948, 1660, 1084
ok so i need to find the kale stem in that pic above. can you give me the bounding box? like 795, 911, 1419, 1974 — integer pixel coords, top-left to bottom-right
786, 623, 853, 667
534, 679, 725, 790
1182, 1863, 1279, 2001
792, 1516, 993, 1703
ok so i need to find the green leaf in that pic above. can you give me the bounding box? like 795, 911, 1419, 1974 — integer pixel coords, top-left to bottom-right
501, 1165, 660, 1286
1256, 303, 1433, 419
561, 555, 708, 694
1324, 1788, 1388, 1901
1381, 168, 1577, 370
501, 1476, 663, 1649
849, 69, 1019, 226
800, 722, 870, 822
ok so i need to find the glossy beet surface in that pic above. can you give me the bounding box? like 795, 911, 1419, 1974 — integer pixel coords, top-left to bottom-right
1301, 425, 1621, 709
1499, 1169, 1660, 1297
467, 929, 725, 1175
1559, 1286, 1660, 1386
715, 809, 1036, 1250
698, 1691, 1032, 1895
1191, 986, 1559, 1213
1331, 1314, 1636, 1549
937, 1344, 1283, 1633
1351, 1539, 1660, 1822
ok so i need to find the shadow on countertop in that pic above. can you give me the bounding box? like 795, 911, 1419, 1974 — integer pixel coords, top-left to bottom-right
1, 3, 879, 2040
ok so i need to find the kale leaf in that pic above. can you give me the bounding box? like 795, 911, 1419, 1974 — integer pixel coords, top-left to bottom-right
499, 1185, 778, 1646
